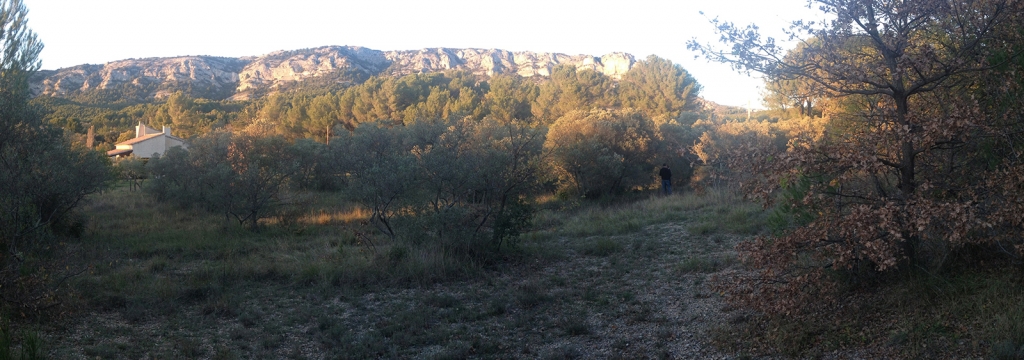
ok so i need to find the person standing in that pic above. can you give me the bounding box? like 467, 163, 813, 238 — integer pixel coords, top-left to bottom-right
659, 164, 672, 195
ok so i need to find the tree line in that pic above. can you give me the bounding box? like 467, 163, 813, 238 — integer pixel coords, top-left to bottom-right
142, 106, 697, 243
33, 55, 702, 149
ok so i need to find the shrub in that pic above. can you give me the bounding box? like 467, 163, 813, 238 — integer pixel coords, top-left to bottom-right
148, 131, 298, 229
339, 118, 544, 254
544, 109, 659, 197
0, 0, 111, 313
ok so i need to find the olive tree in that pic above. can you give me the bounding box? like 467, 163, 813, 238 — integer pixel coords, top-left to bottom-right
336, 121, 419, 241
148, 131, 297, 229
405, 117, 545, 251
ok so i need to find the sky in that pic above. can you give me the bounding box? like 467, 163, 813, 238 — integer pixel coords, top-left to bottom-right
21, 0, 822, 108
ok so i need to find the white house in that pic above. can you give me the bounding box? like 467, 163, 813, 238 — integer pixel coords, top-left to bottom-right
106, 123, 187, 159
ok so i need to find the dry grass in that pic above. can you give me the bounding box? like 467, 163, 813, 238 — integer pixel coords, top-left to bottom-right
23, 186, 1017, 358
16, 186, 765, 358
545, 189, 764, 239
299, 207, 371, 226
48, 187, 1024, 357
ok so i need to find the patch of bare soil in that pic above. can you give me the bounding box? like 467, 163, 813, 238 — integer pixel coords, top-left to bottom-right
45, 222, 747, 359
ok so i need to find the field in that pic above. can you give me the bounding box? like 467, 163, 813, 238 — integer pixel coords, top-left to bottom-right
5, 185, 1024, 359
0, 186, 746, 358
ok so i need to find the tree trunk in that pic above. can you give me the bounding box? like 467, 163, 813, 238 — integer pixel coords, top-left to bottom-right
895, 96, 915, 197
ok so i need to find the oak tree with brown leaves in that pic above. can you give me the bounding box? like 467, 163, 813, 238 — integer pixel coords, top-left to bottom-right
690, 0, 1024, 315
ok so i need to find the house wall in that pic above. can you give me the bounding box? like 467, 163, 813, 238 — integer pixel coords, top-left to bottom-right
132, 137, 167, 159
130, 135, 187, 158
165, 137, 187, 150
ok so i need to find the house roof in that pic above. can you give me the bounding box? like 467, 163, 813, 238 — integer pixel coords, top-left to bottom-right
115, 132, 185, 146
106, 148, 133, 156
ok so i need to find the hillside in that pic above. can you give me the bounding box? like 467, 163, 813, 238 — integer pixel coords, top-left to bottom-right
30, 46, 637, 102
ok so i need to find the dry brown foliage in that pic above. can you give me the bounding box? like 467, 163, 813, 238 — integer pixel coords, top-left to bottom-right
694, 0, 1024, 316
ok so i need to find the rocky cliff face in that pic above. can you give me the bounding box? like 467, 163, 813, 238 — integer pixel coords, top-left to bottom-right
235, 46, 390, 93
381, 48, 635, 79
31, 46, 636, 101
32, 56, 248, 100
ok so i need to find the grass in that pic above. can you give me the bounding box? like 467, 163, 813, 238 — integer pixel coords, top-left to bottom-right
40, 184, 1024, 358
549, 189, 766, 238
0, 324, 43, 360
16, 186, 770, 357
80, 186, 484, 293
578, 238, 623, 256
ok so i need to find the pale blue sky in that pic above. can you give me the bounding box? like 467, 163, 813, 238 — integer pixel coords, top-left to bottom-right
22, 0, 820, 107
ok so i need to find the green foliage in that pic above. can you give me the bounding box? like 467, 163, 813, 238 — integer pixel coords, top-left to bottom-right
532, 65, 616, 123
148, 131, 299, 229
147, 134, 232, 212
335, 117, 545, 252
765, 175, 815, 235
288, 139, 343, 191
34, 54, 707, 172
618, 55, 702, 119
652, 119, 699, 189
336, 121, 419, 240
483, 74, 538, 121
113, 157, 148, 192
23, 31, 718, 194
0, 0, 112, 313
545, 109, 660, 197
492, 197, 535, 250
147, 92, 230, 138
0, 323, 43, 360
31, 93, 240, 150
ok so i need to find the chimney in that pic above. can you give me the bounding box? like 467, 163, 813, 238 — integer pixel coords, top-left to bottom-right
163, 126, 170, 136
135, 122, 143, 138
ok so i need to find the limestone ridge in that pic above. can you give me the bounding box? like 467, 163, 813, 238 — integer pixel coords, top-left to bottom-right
30, 46, 637, 101
31, 56, 248, 99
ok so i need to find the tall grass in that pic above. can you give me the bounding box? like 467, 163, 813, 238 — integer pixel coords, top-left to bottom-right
71, 186, 487, 324
0, 322, 42, 360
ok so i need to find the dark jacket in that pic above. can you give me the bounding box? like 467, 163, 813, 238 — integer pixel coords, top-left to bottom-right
659, 167, 672, 181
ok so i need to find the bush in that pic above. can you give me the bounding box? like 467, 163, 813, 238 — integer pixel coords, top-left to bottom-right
148, 131, 298, 229
338, 118, 544, 254
544, 109, 659, 197
113, 157, 148, 191
0, 0, 111, 313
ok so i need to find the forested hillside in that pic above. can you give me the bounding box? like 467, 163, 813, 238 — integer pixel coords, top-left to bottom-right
31, 55, 702, 158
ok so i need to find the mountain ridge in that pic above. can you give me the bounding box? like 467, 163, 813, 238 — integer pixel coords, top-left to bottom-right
30, 46, 637, 102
